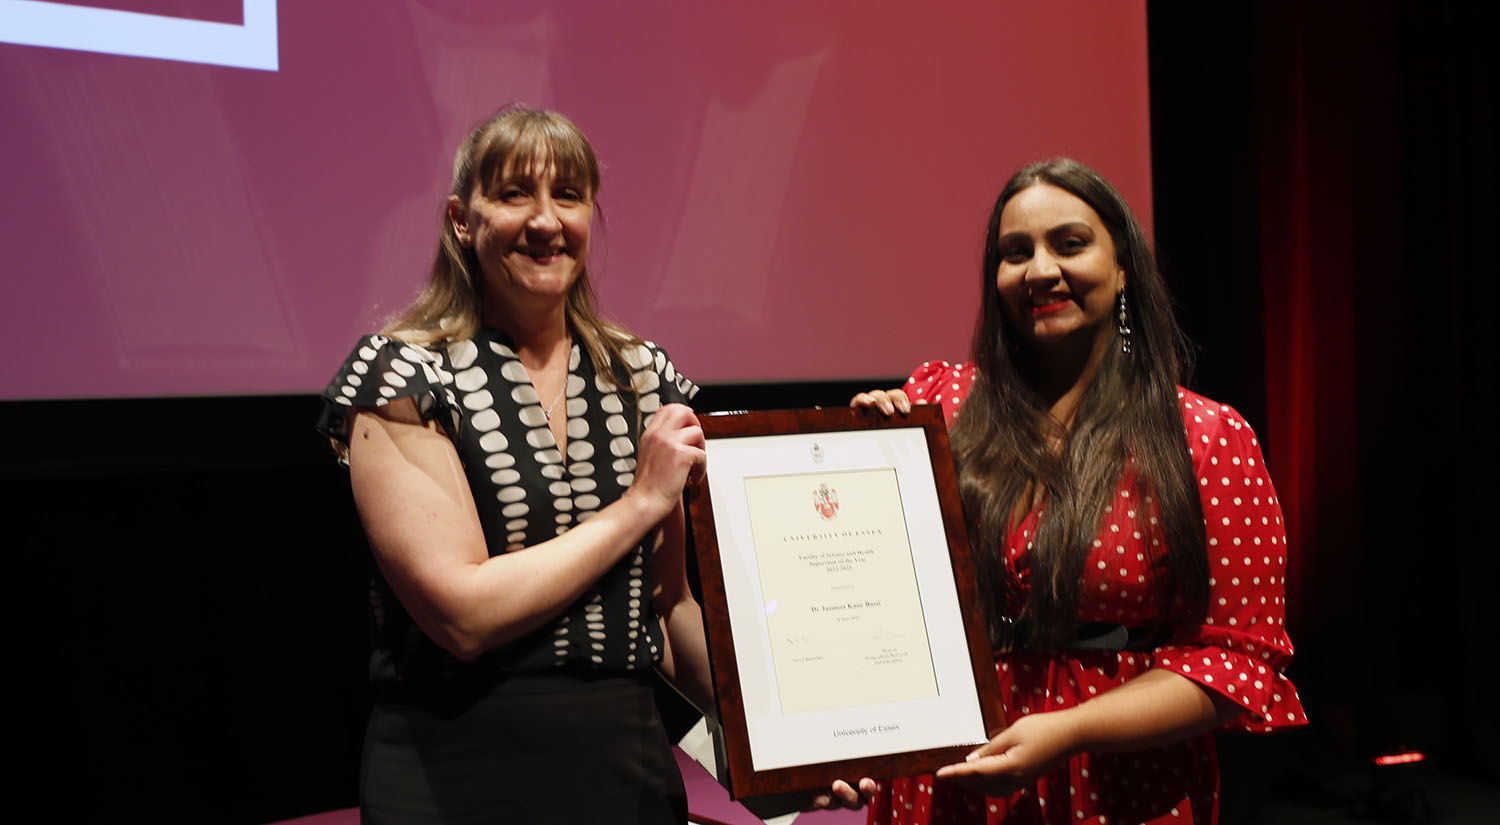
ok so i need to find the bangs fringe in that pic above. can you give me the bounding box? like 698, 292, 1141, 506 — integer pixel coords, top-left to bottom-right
471, 117, 599, 198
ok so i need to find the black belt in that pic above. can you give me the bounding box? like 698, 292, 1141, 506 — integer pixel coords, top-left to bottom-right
999, 619, 1164, 653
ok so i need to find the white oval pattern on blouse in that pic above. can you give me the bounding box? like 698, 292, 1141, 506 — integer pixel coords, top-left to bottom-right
462, 389, 493, 410
446, 339, 477, 369
469, 409, 501, 432
478, 431, 508, 453
485, 341, 640, 664
455, 366, 487, 392
518, 406, 548, 427
338, 335, 682, 670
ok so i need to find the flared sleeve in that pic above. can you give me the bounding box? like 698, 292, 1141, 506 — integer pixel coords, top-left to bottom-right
1153, 389, 1308, 733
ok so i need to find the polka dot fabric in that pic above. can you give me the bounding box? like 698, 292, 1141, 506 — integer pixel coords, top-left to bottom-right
869, 362, 1306, 825
318, 330, 698, 685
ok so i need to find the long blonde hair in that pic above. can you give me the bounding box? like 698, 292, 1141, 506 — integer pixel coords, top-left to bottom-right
384, 106, 641, 390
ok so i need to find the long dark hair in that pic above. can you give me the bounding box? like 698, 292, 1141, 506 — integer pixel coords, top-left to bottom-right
950, 158, 1209, 650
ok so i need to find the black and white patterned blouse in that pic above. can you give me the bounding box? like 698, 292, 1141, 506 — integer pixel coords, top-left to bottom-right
318, 327, 698, 701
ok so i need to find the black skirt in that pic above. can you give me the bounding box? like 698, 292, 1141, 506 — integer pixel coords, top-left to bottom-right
360, 671, 687, 824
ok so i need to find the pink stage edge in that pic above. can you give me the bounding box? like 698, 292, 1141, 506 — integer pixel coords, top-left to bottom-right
672, 747, 865, 825
257, 747, 866, 825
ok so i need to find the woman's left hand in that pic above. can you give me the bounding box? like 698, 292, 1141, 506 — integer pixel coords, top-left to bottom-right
935, 712, 1082, 797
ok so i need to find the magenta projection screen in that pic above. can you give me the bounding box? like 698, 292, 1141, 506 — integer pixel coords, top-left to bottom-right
1, 1, 1152, 399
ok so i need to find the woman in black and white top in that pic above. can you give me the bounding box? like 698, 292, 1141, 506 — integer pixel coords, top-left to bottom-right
318, 107, 711, 824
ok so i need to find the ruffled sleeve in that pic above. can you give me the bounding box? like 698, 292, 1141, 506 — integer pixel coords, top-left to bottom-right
903, 360, 975, 425
1152, 389, 1308, 733
315, 334, 460, 456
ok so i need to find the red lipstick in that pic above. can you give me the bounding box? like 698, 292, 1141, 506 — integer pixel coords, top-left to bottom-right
1032, 299, 1070, 316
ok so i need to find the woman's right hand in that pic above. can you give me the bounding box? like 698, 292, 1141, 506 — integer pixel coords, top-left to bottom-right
627, 402, 706, 519
850, 386, 913, 416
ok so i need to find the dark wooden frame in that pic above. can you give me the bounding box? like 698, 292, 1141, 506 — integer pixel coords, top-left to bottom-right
684, 405, 1005, 799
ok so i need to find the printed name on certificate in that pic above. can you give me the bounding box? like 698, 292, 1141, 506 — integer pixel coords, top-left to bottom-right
744, 467, 938, 714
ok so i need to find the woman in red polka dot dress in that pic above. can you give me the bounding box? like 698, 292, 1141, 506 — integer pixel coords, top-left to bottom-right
845, 159, 1306, 824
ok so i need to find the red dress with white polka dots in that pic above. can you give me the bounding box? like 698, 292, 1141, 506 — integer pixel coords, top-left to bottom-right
866, 362, 1307, 825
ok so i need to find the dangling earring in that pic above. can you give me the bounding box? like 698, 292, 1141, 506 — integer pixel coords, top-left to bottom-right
1116, 291, 1133, 354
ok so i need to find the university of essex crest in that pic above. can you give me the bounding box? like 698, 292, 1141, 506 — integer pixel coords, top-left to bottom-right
813, 483, 839, 520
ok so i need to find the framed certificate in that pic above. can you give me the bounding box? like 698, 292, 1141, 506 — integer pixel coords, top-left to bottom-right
684, 405, 1005, 799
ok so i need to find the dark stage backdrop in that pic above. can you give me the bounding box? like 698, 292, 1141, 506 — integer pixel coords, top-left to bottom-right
4, 1, 1496, 822
0, 381, 893, 823
1149, 1, 1498, 816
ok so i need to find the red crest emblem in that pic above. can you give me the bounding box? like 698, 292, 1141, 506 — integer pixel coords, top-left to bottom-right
813, 483, 839, 520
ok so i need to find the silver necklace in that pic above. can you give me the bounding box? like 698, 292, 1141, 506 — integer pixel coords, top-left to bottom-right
543, 380, 567, 421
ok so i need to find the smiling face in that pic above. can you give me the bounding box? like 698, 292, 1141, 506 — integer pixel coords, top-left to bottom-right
449, 158, 593, 320
993, 182, 1126, 358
